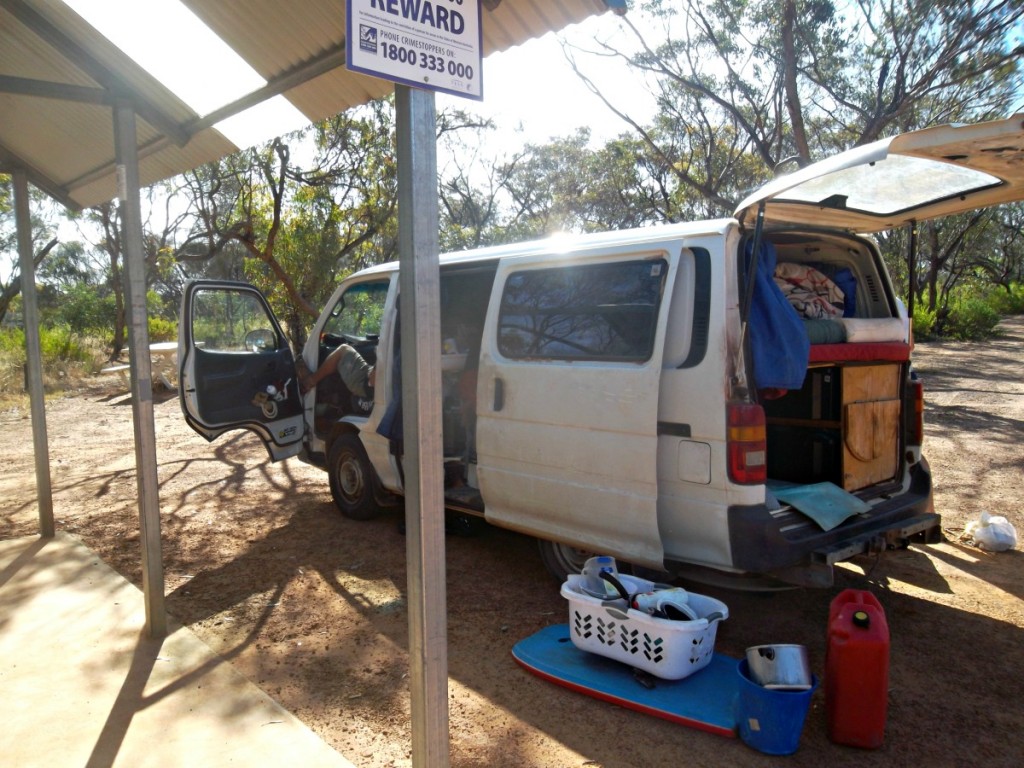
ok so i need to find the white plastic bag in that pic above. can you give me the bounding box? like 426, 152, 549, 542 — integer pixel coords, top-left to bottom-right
964, 512, 1018, 552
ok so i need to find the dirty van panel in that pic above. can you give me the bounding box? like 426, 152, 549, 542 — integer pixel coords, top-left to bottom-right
476, 252, 679, 570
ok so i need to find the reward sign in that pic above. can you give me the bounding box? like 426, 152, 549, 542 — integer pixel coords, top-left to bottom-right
347, 0, 483, 100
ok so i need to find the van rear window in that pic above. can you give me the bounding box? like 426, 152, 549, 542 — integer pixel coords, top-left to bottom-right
497, 259, 666, 362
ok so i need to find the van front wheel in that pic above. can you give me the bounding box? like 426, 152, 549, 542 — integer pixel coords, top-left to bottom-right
537, 539, 596, 582
328, 434, 381, 521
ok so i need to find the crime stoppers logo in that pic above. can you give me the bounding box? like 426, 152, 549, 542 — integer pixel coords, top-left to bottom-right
359, 24, 378, 54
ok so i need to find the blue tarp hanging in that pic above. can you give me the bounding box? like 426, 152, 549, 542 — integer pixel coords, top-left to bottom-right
745, 241, 810, 390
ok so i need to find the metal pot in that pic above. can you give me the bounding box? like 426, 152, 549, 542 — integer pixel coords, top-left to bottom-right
745, 644, 812, 690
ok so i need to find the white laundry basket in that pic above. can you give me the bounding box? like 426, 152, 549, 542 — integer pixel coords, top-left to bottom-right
561, 573, 728, 680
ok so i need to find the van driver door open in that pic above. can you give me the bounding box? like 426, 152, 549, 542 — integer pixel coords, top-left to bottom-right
476, 250, 679, 570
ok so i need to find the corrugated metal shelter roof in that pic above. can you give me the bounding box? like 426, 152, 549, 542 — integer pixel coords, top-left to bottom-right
1, 0, 623, 209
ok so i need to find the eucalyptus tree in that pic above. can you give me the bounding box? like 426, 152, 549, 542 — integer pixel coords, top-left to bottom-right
0, 174, 59, 325
173, 100, 399, 347
571, 0, 1022, 211
437, 113, 508, 252
568, 0, 1023, 311
497, 130, 676, 235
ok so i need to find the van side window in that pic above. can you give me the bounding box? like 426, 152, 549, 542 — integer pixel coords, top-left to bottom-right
192, 288, 279, 352
498, 259, 667, 362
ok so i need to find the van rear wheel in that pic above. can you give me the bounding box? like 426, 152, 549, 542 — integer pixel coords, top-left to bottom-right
328, 433, 381, 521
537, 540, 595, 582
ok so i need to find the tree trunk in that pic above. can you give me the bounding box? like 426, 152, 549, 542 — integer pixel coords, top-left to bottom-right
781, 0, 811, 164
0, 238, 58, 325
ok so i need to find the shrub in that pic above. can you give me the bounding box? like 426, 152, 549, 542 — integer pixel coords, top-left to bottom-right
0, 326, 108, 398
911, 305, 936, 339
38, 324, 92, 363
56, 284, 117, 335
0, 328, 26, 394
985, 283, 1024, 316
148, 315, 178, 342
943, 298, 1001, 340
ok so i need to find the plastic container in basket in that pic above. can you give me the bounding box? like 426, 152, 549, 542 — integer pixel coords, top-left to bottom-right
561, 573, 729, 680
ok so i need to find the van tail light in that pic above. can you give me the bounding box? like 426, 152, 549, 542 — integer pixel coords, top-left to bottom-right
910, 378, 925, 446
728, 402, 767, 485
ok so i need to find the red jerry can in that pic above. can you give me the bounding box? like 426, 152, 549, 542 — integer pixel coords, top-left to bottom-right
826, 589, 890, 748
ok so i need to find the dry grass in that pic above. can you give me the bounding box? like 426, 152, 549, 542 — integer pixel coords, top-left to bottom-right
0, 334, 113, 410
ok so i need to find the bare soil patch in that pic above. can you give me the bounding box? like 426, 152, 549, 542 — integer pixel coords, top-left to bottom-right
2, 318, 1022, 767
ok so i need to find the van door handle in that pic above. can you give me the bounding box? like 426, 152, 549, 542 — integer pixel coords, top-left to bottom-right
493, 377, 504, 411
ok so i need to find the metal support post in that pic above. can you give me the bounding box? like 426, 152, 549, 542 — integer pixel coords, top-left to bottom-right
113, 102, 167, 639
396, 84, 449, 767
13, 169, 54, 538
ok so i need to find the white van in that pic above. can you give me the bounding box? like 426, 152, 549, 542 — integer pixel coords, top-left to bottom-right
179, 115, 1023, 587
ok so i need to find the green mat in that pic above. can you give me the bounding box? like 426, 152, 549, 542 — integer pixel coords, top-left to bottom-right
768, 481, 871, 531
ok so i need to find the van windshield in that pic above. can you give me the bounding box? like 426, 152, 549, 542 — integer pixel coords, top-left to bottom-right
322, 281, 389, 342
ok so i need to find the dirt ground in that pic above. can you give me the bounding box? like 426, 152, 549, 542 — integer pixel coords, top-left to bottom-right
2, 318, 1022, 767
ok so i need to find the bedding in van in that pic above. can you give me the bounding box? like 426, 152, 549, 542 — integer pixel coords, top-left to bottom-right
774, 263, 846, 319
777, 260, 908, 363
803, 317, 909, 362
749, 250, 911, 390
803, 317, 906, 344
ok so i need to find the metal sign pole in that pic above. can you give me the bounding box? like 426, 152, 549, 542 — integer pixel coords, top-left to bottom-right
396, 84, 449, 767
113, 102, 167, 639
12, 169, 54, 538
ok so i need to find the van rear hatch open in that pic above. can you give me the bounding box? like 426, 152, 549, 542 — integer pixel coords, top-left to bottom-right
735, 114, 1024, 233
724, 114, 1024, 586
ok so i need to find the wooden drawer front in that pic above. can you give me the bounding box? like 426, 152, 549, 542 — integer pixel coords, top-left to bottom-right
841, 365, 901, 489
842, 364, 899, 402
843, 398, 899, 489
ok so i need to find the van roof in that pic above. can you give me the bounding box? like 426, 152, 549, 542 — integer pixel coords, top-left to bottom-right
353, 218, 737, 278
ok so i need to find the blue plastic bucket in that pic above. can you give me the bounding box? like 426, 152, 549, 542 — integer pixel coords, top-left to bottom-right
735, 659, 818, 755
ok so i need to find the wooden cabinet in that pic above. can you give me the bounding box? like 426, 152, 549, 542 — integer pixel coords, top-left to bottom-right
841, 365, 899, 490
764, 363, 902, 490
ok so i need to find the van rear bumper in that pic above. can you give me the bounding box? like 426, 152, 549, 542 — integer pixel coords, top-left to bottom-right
726, 461, 940, 587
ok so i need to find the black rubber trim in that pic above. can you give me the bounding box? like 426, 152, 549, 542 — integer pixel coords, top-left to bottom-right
678, 247, 711, 369
658, 421, 692, 438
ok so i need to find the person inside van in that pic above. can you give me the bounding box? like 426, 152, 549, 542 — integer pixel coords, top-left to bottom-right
300, 343, 375, 398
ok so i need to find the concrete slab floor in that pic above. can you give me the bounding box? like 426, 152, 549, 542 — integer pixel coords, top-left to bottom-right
0, 533, 356, 768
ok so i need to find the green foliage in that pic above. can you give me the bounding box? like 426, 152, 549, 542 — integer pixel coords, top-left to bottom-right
148, 315, 178, 342
0, 328, 23, 393
0, 325, 99, 397
37, 324, 92, 363
941, 297, 1002, 340
0, 326, 24, 355
55, 284, 117, 335
913, 283, 1021, 341
911, 305, 936, 339
984, 283, 1024, 316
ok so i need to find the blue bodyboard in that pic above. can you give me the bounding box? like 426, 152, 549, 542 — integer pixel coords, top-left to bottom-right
512, 624, 739, 737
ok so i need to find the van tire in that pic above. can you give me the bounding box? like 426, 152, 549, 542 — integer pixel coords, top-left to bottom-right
328, 434, 382, 521
537, 539, 597, 582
